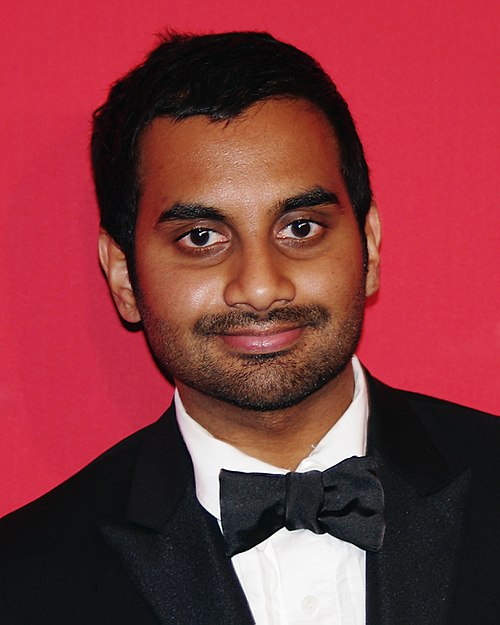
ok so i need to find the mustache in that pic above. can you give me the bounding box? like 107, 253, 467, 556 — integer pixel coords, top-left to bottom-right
194, 305, 331, 336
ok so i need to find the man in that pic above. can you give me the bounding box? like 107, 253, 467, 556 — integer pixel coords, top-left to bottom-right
0, 31, 498, 625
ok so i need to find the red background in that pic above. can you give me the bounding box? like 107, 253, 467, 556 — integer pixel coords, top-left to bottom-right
1, 0, 498, 517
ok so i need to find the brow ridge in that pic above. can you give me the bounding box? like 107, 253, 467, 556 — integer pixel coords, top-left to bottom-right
157, 186, 340, 224
158, 203, 225, 223
282, 187, 340, 212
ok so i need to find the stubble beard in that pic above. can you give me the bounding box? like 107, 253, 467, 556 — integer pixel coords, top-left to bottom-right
138, 290, 366, 413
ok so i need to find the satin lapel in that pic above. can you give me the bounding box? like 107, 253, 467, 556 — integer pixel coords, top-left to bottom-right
100, 407, 255, 625
365, 375, 471, 625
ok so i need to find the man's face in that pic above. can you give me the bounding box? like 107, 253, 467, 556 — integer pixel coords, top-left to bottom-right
125, 99, 379, 411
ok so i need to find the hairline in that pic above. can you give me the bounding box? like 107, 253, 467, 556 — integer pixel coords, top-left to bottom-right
128, 94, 364, 268
126, 94, 369, 287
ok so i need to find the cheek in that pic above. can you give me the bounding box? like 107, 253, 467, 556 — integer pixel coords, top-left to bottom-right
182, 273, 226, 310
137, 261, 227, 323
295, 252, 364, 304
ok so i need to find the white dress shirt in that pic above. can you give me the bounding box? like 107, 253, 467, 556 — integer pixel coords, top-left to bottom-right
176, 356, 369, 625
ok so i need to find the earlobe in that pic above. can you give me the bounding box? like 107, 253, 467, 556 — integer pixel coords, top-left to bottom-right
364, 203, 381, 298
98, 230, 141, 323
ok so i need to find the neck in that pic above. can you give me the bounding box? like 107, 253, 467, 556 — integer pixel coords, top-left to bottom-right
176, 363, 355, 470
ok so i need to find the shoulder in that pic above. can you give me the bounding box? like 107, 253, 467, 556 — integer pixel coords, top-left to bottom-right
391, 383, 498, 441
0, 415, 162, 537
368, 373, 500, 471
0, 412, 184, 622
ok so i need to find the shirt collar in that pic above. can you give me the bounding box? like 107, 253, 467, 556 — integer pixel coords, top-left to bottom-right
175, 356, 369, 521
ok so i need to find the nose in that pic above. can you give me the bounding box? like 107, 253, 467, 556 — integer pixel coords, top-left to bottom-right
223, 245, 295, 312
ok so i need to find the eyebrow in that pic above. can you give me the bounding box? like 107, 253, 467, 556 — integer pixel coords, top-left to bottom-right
281, 187, 340, 212
157, 203, 225, 223
156, 186, 340, 224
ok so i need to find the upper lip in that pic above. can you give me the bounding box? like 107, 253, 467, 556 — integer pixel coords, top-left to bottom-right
219, 324, 303, 336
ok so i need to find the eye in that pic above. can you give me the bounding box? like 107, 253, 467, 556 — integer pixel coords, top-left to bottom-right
277, 219, 323, 240
177, 228, 228, 249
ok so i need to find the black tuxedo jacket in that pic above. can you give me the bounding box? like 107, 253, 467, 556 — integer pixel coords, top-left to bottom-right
0, 373, 499, 624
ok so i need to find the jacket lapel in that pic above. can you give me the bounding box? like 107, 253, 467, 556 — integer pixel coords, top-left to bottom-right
100, 408, 255, 625
365, 375, 471, 625
99, 375, 472, 624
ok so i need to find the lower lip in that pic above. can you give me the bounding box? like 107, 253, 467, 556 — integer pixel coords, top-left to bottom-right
220, 327, 305, 354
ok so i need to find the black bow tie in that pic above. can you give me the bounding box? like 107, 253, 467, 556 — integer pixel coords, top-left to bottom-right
219, 456, 385, 557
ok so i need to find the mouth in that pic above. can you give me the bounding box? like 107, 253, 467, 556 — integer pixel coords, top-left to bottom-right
218, 325, 305, 354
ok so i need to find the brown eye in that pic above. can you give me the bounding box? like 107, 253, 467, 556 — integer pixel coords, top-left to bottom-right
177, 227, 229, 249
189, 229, 211, 246
277, 220, 323, 240
290, 220, 312, 237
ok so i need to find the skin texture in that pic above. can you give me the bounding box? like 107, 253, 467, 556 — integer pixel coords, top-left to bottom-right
100, 98, 381, 468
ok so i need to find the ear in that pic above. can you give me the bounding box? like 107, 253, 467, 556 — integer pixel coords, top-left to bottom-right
364, 203, 381, 298
98, 230, 141, 323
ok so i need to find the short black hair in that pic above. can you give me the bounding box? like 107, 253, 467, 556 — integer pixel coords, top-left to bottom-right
91, 31, 372, 260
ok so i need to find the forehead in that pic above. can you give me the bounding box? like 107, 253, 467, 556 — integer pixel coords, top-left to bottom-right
137, 98, 347, 213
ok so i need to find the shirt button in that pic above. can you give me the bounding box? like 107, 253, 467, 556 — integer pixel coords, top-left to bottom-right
301, 595, 319, 615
